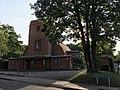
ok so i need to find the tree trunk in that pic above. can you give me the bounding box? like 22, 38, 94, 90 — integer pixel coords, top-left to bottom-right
85, 1, 94, 72
91, 38, 98, 71
78, 22, 92, 72
72, 0, 92, 72
86, 20, 93, 72
89, 0, 98, 72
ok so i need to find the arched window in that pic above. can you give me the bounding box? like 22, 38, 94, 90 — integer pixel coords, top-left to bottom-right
35, 40, 41, 50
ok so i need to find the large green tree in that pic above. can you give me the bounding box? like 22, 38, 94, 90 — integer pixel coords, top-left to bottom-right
0, 24, 25, 59
31, 0, 120, 72
0, 26, 8, 59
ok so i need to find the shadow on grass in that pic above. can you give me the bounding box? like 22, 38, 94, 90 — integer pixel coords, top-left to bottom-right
70, 71, 120, 87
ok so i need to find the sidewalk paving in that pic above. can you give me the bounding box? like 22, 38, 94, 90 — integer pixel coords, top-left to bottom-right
0, 70, 82, 80
0, 74, 119, 90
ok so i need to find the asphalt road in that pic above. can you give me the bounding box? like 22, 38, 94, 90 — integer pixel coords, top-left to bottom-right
0, 70, 81, 80
0, 79, 63, 90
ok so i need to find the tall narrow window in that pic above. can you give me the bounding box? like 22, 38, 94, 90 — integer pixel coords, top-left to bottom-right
36, 25, 40, 32
35, 40, 41, 50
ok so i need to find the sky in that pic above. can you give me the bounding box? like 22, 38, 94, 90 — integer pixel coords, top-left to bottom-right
0, 0, 120, 54
0, 0, 36, 45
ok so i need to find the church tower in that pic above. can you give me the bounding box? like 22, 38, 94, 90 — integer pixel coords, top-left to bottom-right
24, 20, 52, 56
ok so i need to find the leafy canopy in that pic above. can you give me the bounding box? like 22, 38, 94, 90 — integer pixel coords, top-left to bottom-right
31, 0, 120, 43
0, 26, 8, 59
0, 24, 25, 59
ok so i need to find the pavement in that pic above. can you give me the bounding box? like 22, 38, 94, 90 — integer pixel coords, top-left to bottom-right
0, 70, 119, 90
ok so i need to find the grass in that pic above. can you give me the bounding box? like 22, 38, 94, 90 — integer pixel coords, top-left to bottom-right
70, 71, 120, 87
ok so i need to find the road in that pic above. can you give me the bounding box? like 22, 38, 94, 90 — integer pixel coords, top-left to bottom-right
0, 70, 81, 80
0, 69, 86, 90
0, 79, 63, 90
0, 69, 116, 90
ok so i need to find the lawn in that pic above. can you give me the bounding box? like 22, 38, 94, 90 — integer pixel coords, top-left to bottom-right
70, 71, 120, 87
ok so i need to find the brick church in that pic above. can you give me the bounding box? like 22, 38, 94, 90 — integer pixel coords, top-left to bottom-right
8, 20, 80, 70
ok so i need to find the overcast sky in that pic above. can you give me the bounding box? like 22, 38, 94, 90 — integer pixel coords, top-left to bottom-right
0, 0, 120, 54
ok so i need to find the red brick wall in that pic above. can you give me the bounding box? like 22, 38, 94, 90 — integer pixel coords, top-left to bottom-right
8, 60, 21, 70
22, 59, 27, 69
44, 59, 51, 70
24, 20, 52, 56
50, 57, 72, 70
8, 57, 73, 70
52, 45, 64, 55
36, 59, 44, 70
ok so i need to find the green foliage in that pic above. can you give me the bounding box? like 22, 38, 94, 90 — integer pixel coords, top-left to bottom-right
115, 51, 120, 62
96, 40, 116, 56
31, 0, 82, 43
73, 57, 85, 69
31, 0, 120, 42
0, 27, 8, 59
0, 24, 25, 59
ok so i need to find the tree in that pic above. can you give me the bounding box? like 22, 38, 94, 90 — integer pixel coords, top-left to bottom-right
0, 24, 25, 59
31, 0, 120, 72
96, 40, 116, 57
0, 26, 8, 59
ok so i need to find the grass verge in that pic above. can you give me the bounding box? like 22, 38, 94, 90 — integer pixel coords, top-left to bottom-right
70, 71, 120, 87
